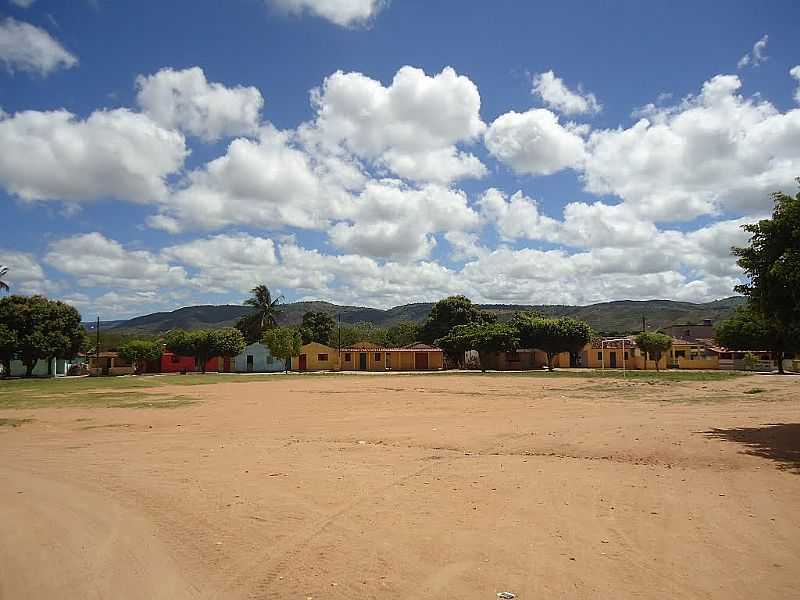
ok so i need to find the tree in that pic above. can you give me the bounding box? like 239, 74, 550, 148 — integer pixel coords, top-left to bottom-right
164, 328, 245, 373
299, 311, 335, 345
0, 295, 85, 377
513, 314, 592, 371
118, 340, 163, 374
421, 296, 496, 365
164, 329, 212, 373
731, 182, 800, 373
338, 322, 389, 347
715, 306, 790, 373
237, 285, 283, 343
742, 352, 759, 372
634, 331, 673, 372
213, 327, 246, 361
0, 323, 17, 377
262, 327, 302, 373
0, 266, 8, 293
385, 321, 421, 347
436, 322, 518, 372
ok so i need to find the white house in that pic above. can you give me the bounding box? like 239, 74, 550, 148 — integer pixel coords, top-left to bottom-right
233, 342, 285, 372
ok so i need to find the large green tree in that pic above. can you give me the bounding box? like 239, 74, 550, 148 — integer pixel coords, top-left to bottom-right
385, 321, 421, 347
715, 306, 786, 371
164, 328, 245, 373
513, 314, 592, 371
0, 295, 85, 377
0, 323, 17, 377
436, 322, 518, 372
262, 327, 302, 373
300, 311, 335, 345
730, 182, 800, 373
237, 285, 283, 343
214, 327, 246, 362
338, 322, 389, 347
634, 331, 673, 372
421, 296, 496, 365
118, 340, 163, 374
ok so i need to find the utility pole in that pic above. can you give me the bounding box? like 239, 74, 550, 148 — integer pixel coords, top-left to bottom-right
95, 316, 100, 376
337, 313, 342, 372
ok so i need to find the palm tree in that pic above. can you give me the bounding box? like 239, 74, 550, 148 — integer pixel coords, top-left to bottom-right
243, 284, 283, 333
0, 266, 8, 293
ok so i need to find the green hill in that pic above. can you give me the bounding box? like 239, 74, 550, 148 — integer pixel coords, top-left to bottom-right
96, 296, 746, 336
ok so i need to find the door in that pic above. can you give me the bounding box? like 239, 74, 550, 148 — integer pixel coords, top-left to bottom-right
223, 357, 231, 373
299, 354, 307, 371
102, 358, 110, 376
610, 352, 617, 368
359, 353, 367, 370
414, 352, 429, 370
246, 355, 254, 372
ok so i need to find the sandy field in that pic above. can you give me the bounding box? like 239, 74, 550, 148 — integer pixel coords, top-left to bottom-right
1, 372, 798, 600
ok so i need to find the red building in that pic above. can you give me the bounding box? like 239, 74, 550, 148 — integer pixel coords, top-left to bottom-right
159, 353, 232, 373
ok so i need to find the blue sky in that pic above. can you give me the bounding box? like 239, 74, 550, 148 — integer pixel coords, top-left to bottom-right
2, 0, 799, 318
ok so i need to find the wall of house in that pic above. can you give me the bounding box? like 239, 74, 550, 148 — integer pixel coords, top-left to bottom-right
388, 350, 443, 370
677, 357, 719, 370
586, 348, 636, 369
88, 355, 135, 376
161, 353, 198, 373
234, 343, 284, 372
9, 358, 56, 377
292, 343, 339, 371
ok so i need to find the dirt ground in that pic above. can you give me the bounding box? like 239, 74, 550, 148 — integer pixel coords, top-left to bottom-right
1, 373, 798, 600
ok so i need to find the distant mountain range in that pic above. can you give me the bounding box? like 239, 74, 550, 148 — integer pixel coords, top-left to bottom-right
84, 296, 746, 336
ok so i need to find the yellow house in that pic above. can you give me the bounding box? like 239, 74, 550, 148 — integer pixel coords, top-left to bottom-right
88, 352, 135, 376
291, 342, 339, 371
584, 338, 668, 370
668, 339, 719, 370
340, 342, 444, 371
482, 349, 572, 370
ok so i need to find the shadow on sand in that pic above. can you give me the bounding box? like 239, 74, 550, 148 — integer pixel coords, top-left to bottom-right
705, 423, 800, 474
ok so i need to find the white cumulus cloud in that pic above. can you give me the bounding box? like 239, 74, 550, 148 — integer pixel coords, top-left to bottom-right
791, 65, 800, 104
0, 17, 77, 75
136, 66, 264, 142
532, 70, 601, 115
582, 74, 800, 221
151, 124, 351, 232
0, 108, 187, 205
301, 65, 486, 184
484, 108, 586, 175
45, 233, 189, 291
737, 34, 768, 69
268, 0, 387, 27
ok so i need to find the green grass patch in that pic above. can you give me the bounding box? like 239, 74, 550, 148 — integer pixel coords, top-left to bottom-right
0, 369, 744, 409
0, 417, 33, 427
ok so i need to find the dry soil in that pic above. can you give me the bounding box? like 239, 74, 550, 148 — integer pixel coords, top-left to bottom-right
1, 373, 798, 599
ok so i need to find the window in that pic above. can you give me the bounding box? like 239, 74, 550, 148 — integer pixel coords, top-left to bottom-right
266, 356, 273, 365
374, 352, 382, 361
597, 352, 603, 361
675, 350, 686, 358
318, 354, 328, 362
624, 352, 629, 360
171, 354, 180, 363
506, 351, 520, 362
345, 353, 352, 361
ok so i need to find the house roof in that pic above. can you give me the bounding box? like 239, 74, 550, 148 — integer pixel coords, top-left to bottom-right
590, 337, 635, 349
340, 345, 443, 353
